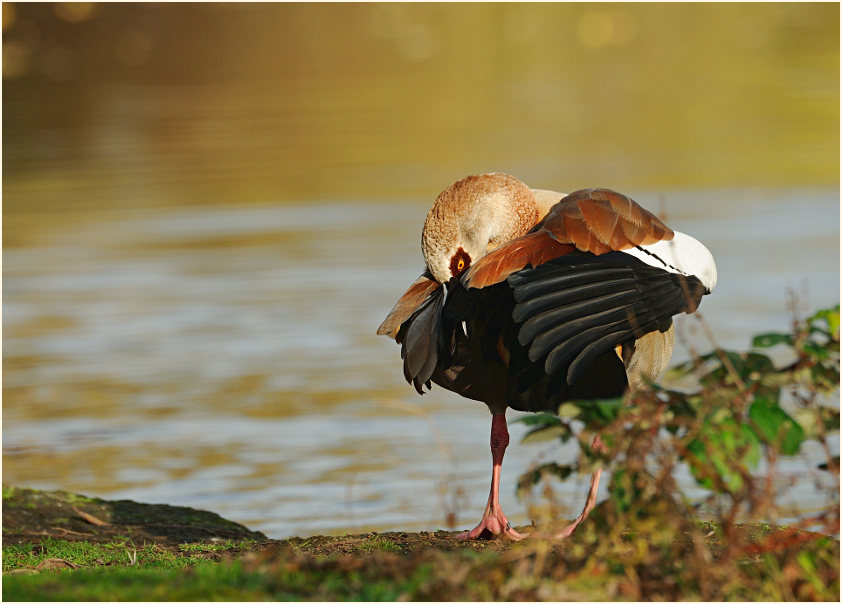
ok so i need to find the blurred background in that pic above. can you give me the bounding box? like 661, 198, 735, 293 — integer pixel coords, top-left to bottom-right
3, 3, 839, 538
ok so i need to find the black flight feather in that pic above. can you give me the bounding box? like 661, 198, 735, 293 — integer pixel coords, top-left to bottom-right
508, 251, 705, 387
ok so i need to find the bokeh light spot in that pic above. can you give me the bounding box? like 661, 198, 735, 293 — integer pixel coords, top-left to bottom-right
577, 9, 638, 49
3, 39, 31, 79
54, 2, 98, 23
2, 2, 16, 32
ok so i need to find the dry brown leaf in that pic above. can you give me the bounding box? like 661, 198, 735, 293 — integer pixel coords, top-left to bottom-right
35, 558, 81, 570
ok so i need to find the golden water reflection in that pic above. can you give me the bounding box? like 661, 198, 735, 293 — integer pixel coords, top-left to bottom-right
4, 3, 838, 224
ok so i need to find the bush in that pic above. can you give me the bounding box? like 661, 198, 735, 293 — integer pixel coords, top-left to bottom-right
517, 304, 840, 600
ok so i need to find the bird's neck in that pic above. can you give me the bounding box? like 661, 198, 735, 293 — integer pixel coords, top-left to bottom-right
479, 186, 541, 252
529, 188, 567, 221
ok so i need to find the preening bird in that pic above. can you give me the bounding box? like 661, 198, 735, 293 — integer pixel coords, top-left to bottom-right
377, 173, 717, 540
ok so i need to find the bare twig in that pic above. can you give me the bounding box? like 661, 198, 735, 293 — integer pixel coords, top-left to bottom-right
694, 312, 747, 391
71, 506, 109, 527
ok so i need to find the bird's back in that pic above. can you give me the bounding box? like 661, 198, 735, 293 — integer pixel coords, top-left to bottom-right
380, 177, 715, 416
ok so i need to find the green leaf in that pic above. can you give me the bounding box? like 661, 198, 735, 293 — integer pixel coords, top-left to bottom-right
809, 305, 840, 339
801, 340, 830, 361
743, 352, 776, 375
557, 397, 624, 425
566, 396, 625, 425
696, 350, 749, 385
594, 397, 624, 420
749, 395, 805, 456
686, 418, 761, 493
521, 423, 572, 444
809, 363, 841, 393
608, 467, 636, 512
752, 332, 793, 348
516, 412, 561, 427
557, 403, 581, 419
516, 463, 575, 496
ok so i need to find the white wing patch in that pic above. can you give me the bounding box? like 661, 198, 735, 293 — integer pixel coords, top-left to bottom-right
623, 230, 718, 293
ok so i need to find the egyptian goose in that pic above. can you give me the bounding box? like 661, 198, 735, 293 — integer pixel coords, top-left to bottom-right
377, 173, 717, 540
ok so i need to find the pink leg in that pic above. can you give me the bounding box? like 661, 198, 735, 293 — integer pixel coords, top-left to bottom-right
456, 412, 525, 540
551, 434, 606, 539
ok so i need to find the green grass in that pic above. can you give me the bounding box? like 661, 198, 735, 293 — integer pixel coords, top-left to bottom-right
356, 535, 401, 552
177, 542, 238, 553
4, 530, 839, 601
5, 563, 264, 601
2, 537, 257, 573
3, 556, 451, 601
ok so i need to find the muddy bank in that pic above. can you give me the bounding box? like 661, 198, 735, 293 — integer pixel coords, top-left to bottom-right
3, 485, 266, 545
2, 485, 521, 558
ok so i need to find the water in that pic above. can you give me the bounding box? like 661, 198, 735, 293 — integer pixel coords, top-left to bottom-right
4, 189, 838, 537
3, 3, 838, 538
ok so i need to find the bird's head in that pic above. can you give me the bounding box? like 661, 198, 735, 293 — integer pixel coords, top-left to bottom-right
421, 173, 539, 285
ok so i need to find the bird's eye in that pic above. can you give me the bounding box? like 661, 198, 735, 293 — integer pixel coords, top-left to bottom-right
449, 247, 471, 277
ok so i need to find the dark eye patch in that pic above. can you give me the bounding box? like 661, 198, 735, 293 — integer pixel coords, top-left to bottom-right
450, 247, 472, 277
